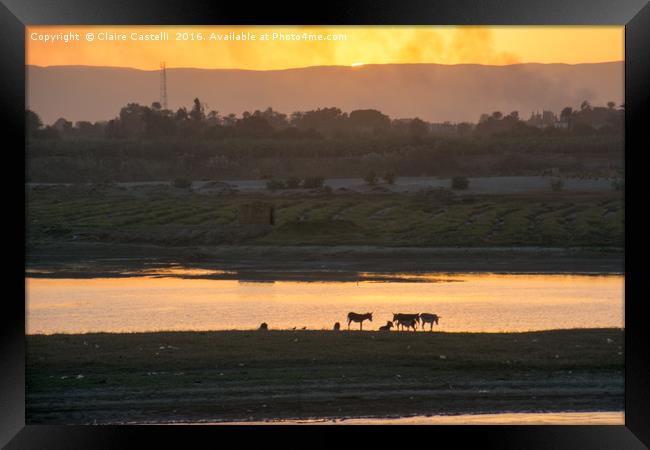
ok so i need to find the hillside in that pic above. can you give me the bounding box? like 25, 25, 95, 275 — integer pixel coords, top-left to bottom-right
27, 62, 623, 124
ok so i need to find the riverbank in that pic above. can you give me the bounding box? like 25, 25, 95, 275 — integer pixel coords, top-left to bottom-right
26, 328, 624, 424
26, 243, 623, 279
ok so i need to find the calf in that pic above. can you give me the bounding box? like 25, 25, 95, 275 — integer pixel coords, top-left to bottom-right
393, 313, 420, 330
378, 321, 393, 331
396, 318, 417, 332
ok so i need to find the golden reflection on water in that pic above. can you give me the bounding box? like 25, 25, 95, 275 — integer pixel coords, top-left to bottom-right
131, 267, 237, 277
205, 411, 624, 425
26, 273, 624, 334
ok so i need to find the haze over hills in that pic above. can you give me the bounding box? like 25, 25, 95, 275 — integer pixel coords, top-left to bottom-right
27, 62, 623, 125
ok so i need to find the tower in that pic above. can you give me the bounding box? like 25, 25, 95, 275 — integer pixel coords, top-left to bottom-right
159, 62, 168, 110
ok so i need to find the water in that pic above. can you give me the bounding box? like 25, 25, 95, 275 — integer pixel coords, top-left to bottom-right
26, 272, 624, 334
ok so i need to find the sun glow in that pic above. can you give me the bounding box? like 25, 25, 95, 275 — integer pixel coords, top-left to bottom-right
26, 26, 623, 71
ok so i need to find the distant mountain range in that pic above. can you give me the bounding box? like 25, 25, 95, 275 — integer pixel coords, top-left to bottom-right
27, 62, 623, 125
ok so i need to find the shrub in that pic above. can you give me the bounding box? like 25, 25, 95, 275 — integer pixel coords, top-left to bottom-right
451, 176, 469, 190
611, 178, 624, 191
172, 177, 192, 189
266, 178, 286, 190
364, 171, 378, 186
550, 178, 565, 192
285, 176, 302, 189
303, 176, 324, 189
383, 172, 396, 185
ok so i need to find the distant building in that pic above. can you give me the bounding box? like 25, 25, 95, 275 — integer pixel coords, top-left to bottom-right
239, 201, 275, 226
428, 122, 457, 135
527, 110, 557, 129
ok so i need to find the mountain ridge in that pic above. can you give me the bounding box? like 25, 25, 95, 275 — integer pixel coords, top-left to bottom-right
27, 62, 623, 124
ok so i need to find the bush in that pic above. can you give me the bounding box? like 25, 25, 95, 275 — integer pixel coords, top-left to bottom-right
550, 178, 565, 191
172, 177, 192, 189
364, 171, 378, 186
611, 178, 624, 191
285, 176, 302, 189
266, 178, 286, 191
383, 172, 396, 185
451, 176, 469, 190
303, 176, 325, 189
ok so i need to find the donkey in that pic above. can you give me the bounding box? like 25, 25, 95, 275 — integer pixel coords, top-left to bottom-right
347, 312, 373, 330
378, 321, 393, 331
396, 317, 418, 332
393, 313, 420, 331
419, 313, 441, 331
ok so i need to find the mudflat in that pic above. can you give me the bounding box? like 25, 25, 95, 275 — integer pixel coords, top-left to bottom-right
26, 328, 623, 424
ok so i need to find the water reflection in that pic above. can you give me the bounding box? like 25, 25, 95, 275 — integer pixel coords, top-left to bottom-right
26, 273, 624, 334
203, 411, 624, 425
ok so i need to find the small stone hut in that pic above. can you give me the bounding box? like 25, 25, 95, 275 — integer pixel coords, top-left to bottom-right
238, 201, 275, 226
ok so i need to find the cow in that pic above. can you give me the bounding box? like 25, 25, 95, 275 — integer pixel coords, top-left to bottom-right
347, 312, 373, 330
393, 313, 420, 331
419, 313, 441, 331
396, 317, 418, 332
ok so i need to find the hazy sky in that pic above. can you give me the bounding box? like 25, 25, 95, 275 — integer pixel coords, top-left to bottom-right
27, 26, 623, 70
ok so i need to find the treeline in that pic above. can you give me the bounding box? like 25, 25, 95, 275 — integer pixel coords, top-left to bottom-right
26, 98, 624, 182
26, 98, 623, 142
475, 101, 623, 136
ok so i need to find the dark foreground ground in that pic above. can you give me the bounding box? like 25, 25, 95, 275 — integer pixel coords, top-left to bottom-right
26, 328, 624, 424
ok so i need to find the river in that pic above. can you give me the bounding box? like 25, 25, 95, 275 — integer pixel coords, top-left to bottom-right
26, 272, 624, 334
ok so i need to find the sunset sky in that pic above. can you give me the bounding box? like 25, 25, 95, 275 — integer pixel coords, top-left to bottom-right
27, 26, 624, 70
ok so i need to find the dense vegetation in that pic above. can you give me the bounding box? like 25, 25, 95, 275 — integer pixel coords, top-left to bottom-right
26, 100, 623, 182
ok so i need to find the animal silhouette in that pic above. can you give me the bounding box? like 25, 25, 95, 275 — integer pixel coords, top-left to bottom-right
396, 317, 417, 331
393, 313, 420, 330
419, 313, 441, 331
347, 312, 373, 330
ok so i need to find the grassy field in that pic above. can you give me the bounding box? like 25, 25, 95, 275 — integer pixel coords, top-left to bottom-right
27, 184, 623, 248
26, 328, 624, 424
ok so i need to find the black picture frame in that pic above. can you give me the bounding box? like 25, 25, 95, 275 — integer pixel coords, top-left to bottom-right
2, 0, 648, 447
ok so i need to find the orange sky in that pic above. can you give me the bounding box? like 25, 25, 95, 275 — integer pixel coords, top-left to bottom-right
26, 26, 623, 70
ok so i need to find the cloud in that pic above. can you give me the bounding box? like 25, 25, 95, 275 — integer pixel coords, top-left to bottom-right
446, 27, 521, 65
